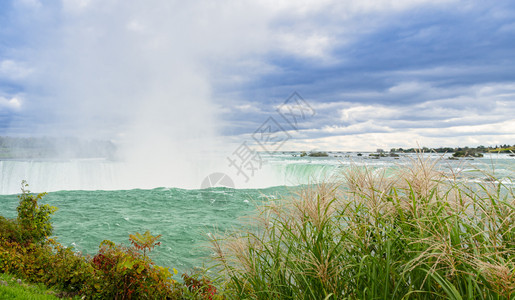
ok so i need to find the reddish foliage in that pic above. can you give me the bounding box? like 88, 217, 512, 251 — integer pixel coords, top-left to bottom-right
182, 273, 218, 299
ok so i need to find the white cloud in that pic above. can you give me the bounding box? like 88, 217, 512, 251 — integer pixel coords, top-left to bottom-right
421, 118, 515, 136
61, 0, 94, 13
275, 32, 332, 60
322, 120, 392, 134
278, 121, 515, 151
340, 105, 398, 124
259, 0, 456, 16
254, 0, 458, 61
17, 0, 42, 9
235, 103, 263, 113
0, 60, 33, 80
290, 81, 515, 150
387, 81, 430, 94
0, 96, 22, 110
126, 20, 146, 34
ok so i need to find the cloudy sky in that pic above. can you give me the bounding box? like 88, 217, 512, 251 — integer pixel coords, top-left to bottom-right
1, 0, 514, 151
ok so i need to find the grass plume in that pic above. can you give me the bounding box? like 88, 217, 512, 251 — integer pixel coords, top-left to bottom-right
211, 155, 514, 299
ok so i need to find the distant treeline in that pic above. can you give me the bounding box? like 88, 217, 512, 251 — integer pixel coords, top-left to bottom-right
390, 144, 514, 154
0, 136, 117, 159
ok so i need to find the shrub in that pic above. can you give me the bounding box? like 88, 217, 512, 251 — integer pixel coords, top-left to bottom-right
16, 181, 58, 244
1, 230, 92, 293
1, 231, 185, 299
84, 235, 182, 299
308, 151, 329, 157
182, 272, 219, 299
452, 150, 484, 157
0, 216, 22, 242
0, 237, 91, 295
0, 181, 57, 245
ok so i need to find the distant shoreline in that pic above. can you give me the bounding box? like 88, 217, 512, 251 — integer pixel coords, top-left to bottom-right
1, 135, 513, 159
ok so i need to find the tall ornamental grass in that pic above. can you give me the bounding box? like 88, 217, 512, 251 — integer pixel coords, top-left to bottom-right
211, 156, 514, 299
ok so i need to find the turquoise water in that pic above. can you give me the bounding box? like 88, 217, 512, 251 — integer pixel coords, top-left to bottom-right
1, 152, 513, 276
0, 185, 295, 275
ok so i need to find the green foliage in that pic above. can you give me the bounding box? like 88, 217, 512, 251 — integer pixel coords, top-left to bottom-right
488, 145, 515, 153
0, 181, 57, 245
308, 151, 329, 157
16, 181, 58, 244
391, 144, 515, 154
0, 216, 22, 242
1, 233, 185, 299
452, 150, 484, 157
86, 235, 182, 299
0, 237, 91, 294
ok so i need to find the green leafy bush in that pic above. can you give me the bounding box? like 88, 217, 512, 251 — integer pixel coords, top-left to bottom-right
0, 181, 57, 245
0, 182, 88, 294
1, 234, 185, 299
84, 236, 182, 299
17, 181, 57, 244
0, 237, 91, 294
0, 216, 22, 242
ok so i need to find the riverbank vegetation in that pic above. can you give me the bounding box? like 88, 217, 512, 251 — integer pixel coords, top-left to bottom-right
211, 156, 514, 299
391, 144, 514, 154
0, 182, 215, 299
1, 156, 514, 299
